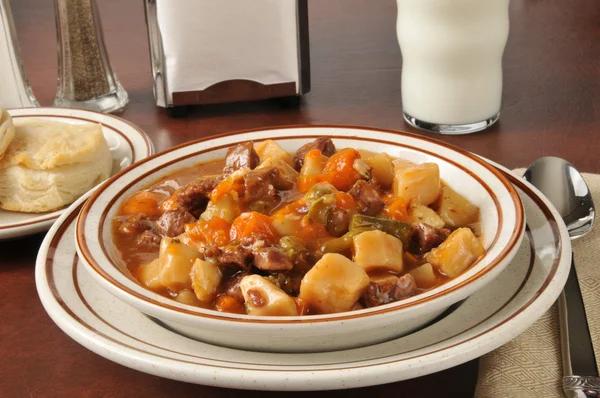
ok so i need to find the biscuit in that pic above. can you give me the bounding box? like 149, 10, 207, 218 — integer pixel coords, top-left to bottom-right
0, 120, 113, 213
0, 108, 15, 160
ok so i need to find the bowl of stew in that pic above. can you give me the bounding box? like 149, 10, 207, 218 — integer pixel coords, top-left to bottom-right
75, 125, 525, 352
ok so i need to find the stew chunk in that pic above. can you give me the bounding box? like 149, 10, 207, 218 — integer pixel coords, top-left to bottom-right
223, 141, 260, 175
293, 137, 336, 170
299, 253, 370, 314
426, 228, 484, 278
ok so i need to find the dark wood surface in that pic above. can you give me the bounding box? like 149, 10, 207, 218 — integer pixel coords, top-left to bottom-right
2, 0, 599, 396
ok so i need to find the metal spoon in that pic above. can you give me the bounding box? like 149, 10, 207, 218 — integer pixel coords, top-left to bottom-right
524, 156, 598, 397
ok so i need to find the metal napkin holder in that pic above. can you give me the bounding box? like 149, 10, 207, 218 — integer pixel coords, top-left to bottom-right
143, 0, 310, 115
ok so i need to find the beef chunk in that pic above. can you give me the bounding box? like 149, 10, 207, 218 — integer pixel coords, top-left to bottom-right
361, 278, 398, 308
117, 214, 154, 235
394, 274, 417, 299
348, 180, 384, 216
155, 208, 197, 237
253, 247, 294, 271
223, 141, 260, 175
171, 178, 218, 217
244, 167, 278, 200
409, 223, 451, 254
224, 271, 250, 302
218, 244, 253, 270
292, 137, 336, 170
361, 274, 418, 308
135, 230, 161, 248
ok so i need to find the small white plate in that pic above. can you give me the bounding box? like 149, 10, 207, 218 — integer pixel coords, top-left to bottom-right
35, 165, 571, 391
0, 107, 154, 240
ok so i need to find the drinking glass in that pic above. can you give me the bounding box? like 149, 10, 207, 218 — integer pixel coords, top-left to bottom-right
396, 0, 510, 135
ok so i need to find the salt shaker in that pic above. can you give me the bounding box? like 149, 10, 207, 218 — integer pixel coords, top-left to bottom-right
396, 0, 510, 135
0, 0, 39, 108
53, 0, 128, 113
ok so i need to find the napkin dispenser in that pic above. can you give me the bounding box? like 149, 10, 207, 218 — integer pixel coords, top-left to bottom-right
143, 0, 310, 114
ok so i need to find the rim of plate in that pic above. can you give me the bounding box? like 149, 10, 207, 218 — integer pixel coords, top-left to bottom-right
0, 107, 154, 232
34, 167, 571, 389
75, 125, 525, 324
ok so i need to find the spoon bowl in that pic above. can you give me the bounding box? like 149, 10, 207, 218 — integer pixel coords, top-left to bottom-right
524, 156, 595, 239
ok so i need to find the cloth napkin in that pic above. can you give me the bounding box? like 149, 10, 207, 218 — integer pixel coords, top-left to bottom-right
475, 172, 600, 397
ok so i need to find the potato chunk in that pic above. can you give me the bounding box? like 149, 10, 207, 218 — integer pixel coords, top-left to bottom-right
436, 185, 480, 227
200, 192, 240, 223
352, 230, 404, 273
190, 259, 223, 302
426, 228, 484, 278
239, 275, 298, 316
409, 263, 437, 289
365, 152, 395, 188
254, 139, 293, 165
138, 258, 162, 290
175, 289, 202, 306
300, 149, 328, 176
299, 253, 370, 314
158, 237, 201, 290
408, 205, 445, 228
393, 162, 440, 206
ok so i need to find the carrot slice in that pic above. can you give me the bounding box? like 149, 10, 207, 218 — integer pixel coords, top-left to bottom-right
323, 148, 361, 191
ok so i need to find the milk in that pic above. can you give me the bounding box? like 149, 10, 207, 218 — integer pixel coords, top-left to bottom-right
0, 0, 38, 108
397, 0, 510, 129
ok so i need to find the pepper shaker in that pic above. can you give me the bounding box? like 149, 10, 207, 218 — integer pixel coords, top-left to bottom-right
0, 0, 39, 108
53, 0, 128, 113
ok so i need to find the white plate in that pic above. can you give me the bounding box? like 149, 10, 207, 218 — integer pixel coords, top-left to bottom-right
35, 165, 571, 391
0, 107, 154, 240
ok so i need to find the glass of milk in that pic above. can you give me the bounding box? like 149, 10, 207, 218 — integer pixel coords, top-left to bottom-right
396, 0, 510, 135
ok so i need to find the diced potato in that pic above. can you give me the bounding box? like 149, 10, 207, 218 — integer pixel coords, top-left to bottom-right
368, 272, 398, 285
138, 258, 162, 290
271, 212, 302, 237
254, 139, 293, 166
158, 237, 201, 290
239, 275, 298, 316
200, 192, 240, 223
353, 230, 404, 273
175, 289, 202, 306
408, 205, 445, 228
299, 253, 370, 314
256, 157, 299, 190
365, 152, 395, 188
426, 228, 484, 278
436, 185, 480, 228
190, 258, 223, 302
392, 158, 416, 171
410, 263, 437, 289
300, 149, 328, 176
393, 162, 440, 206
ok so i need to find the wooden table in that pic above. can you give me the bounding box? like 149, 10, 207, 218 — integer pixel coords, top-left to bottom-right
2, 0, 599, 396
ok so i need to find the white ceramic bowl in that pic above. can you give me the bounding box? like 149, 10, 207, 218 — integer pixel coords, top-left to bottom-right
75, 126, 525, 353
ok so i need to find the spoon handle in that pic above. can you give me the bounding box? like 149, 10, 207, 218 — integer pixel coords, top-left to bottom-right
560, 254, 599, 397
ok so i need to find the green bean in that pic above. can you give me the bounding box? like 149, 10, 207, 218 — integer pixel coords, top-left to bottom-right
349, 214, 412, 246
320, 228, 370, 253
